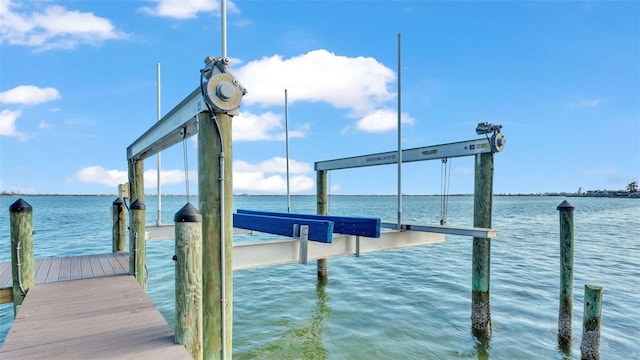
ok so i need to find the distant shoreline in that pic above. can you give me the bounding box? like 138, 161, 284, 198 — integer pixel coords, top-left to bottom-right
1, 192, 638, 198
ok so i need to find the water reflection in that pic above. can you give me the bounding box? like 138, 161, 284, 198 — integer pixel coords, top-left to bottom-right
237, 280, 331, 360
474, 331, 491, 360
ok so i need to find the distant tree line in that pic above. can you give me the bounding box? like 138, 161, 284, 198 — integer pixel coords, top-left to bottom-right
575, 181, 639, 198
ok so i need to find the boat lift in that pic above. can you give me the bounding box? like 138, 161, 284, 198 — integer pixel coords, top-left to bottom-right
124, 69, 505, 360
137, 116, 504, 269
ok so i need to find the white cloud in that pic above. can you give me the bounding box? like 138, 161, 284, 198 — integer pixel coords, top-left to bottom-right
234, 157, 312, 174
233, 157, 314, 193
139, 0, 238, 20
143, 169, 197, 188
233, 111, 307, 141
0, 109, 21, 135
568, 99, 601, 108
68, 166, 198, 189
0, 85, 61, 105
0, 1, 128, 51
235, 49, 396, 116
69, 166, 128, 187
355, 108, 415, 133
0, 109, 29, 140
233, 172, 314, 193
233, 111, 281, 141
68, 160, 314, 194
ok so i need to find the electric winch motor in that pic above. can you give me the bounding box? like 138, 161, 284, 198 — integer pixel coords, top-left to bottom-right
476, 122, 506, 153
201, 56, 247, 115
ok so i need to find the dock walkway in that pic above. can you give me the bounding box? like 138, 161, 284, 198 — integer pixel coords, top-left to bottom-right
0, 253, 190, 359
0, 252, 129, 303
0, 275, 189, 359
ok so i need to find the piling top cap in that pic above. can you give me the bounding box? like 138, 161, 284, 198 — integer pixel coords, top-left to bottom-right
9, 198, 32, 212
130, 199, 146, 210
585, 284, 603, 291
557, 200, 574, 211
113, 197, 125, 205
175, 203, 202, 222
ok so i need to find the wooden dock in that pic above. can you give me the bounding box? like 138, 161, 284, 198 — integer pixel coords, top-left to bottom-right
0, 275, 190, 359
0, 252, 130, 304
0, 253, 190, 359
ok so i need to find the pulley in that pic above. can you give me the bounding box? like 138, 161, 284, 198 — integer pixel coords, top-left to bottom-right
201, 56, 247, 115
476, 122, 506, 154
490, 132, 506, 153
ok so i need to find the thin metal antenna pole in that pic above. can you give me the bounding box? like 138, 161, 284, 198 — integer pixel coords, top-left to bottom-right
285, 89, 291, 213
397, 33, 402, 230
220, 3, 228, 358
221, 0, 227, 58
156, 63, 162, 225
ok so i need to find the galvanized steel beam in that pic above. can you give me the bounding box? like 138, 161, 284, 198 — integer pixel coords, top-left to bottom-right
315, 138, 493, 171
127, 87, 204, 161
232, 230, 445, 270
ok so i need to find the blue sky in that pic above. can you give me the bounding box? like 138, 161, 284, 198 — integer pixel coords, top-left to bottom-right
1, 0, 638, 195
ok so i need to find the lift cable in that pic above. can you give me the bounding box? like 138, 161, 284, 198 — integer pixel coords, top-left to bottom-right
181, 128, 191, 204
440, 158, 451, 225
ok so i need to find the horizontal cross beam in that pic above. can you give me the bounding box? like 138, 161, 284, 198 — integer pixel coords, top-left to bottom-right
127, 87, 204, 161
315, 138, 492, 171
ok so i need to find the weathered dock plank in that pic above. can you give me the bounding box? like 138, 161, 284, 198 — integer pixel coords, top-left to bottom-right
80, 255, 92, 279
70, 256, 83, 280
0, 253, 130, 304
98, 253, 117, 276
45, 257, 62, 283
58, 256, 72, 282
109, 251, 129, 273
34, 257, 52, 283
0, 275, 190, 359
88, 254, 106, 278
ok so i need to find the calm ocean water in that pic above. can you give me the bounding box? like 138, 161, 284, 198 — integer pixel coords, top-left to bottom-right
0, 195, 638, 359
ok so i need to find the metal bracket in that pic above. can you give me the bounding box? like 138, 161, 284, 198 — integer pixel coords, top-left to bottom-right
293, 224, 310, 265
201, 56, 247, 115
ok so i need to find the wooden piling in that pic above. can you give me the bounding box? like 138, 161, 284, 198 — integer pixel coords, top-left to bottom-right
472, 152, 493, 337
9, 198, 34, 317
128, 158, 146, 290
557, 200, 575, 345
174, 203, 203, 360
112, 197, 126, 252
198, 112, 234, 360
316, 169, 329, 281
580, 285, 603, 360
128, 159, 145, 206
129, 199, 146, 290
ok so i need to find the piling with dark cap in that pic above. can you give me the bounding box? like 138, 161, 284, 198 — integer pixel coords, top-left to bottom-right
129, 199, 146, 290
174, 203, 203, 360
9, 198, 34, 317
557, 200, 575, 346
112, 197, 126, 252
